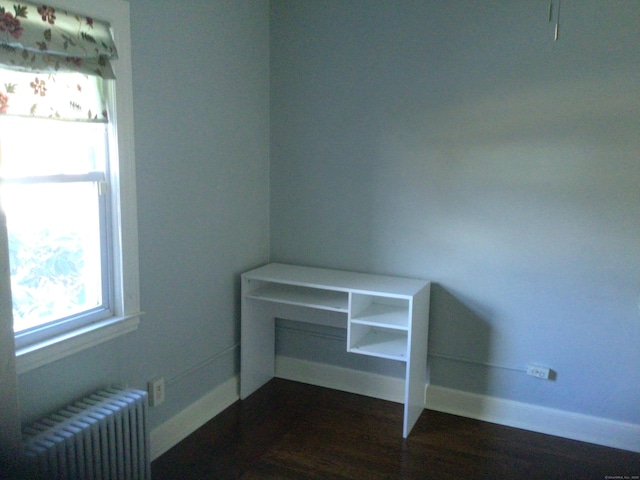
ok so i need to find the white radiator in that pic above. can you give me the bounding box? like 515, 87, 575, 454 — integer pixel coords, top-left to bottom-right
22, 387, 150, 480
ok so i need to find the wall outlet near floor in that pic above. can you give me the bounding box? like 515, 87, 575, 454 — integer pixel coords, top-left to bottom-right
148, 376, 165, 406
526, 365, 551, 380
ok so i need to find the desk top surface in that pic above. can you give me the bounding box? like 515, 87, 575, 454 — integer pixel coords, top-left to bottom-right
243, 263, 429, 297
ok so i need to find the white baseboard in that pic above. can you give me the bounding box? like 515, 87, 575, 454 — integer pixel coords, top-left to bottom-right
426, 385, 640, 453
276, 356, 640, 453
149, 375, 239, 460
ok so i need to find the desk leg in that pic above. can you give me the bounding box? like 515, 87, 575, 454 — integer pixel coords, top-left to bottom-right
403, 287, 431, 437
403, 351, 427, 438
240, 295, 276, 399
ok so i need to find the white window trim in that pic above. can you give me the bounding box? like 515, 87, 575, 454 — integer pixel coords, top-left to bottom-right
13, 0, 142, 374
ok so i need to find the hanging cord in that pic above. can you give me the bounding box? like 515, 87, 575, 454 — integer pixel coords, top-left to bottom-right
555, 0, 561, 40
549, 0, 561, 41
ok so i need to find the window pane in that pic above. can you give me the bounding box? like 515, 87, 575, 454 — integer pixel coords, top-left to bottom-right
2, 182, 103, 332
0, 116, 107, 178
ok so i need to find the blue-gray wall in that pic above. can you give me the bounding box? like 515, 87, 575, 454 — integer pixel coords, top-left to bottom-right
17, 0, 270, 431
270, 0, 640, 423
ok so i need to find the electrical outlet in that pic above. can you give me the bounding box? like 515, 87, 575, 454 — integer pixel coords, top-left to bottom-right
527, 365, 551, 380
148, 377, 165, 406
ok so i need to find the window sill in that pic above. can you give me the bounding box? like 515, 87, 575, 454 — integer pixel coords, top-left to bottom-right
16, 313, 143, 375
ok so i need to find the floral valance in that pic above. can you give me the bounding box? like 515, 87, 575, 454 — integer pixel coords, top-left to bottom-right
0, 0, 117, 78
0, 68, 108, 122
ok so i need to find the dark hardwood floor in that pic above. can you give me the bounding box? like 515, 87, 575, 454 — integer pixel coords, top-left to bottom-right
152, 378, 639, 480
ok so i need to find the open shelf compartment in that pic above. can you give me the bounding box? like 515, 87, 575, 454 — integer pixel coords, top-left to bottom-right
349, 294, 409, 330
246, 282, 348, 312
347, 325, 408, 361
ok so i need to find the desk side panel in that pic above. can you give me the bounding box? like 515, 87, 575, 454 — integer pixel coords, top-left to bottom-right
241, 277, 276, 399
403, 283, 431, 437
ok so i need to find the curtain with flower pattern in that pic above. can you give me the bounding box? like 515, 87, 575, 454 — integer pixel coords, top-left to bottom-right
0, 68, 107, 121
0, 0, 117, 121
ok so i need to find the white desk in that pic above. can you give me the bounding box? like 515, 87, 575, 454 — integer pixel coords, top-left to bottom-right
240, 263, 431, 437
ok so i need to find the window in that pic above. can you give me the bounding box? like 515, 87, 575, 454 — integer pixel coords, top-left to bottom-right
0, 0, 140, 373
0, 74, 114, 347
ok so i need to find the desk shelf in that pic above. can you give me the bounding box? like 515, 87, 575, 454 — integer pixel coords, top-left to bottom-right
348, 327, 407, 361
350, 303, 409, 330
348, 294, 410, 361
246, 283, 348, 312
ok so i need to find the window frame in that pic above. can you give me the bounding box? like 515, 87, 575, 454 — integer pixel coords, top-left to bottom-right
4, 168, 112, 346
5, 0, 142, 374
